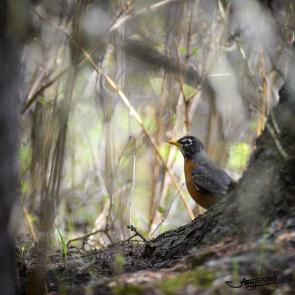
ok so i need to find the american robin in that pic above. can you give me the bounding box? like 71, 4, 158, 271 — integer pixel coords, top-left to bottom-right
168, 135, 234, 209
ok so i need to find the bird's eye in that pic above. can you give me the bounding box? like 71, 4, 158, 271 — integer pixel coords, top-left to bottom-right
183, 138, 192, 145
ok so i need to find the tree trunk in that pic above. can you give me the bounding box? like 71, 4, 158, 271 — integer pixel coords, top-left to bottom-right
0, 1, 21, 294
144, 82, 295, 262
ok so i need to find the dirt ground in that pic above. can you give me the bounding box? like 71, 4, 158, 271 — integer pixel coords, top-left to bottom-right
17, 207, 295, 294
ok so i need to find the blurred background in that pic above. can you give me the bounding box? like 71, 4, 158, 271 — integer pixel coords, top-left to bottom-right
17, 0, 292, 251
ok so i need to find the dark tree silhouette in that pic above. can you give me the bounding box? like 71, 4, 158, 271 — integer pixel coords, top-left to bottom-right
0, 1, 21, 294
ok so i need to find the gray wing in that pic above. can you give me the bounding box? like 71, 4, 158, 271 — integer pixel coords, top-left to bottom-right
191, 165, 233, 195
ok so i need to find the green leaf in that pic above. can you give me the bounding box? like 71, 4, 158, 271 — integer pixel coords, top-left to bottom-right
114, 254, 125, 273
179, 47, 187, 55
19, 144, 31, 174
227, 142, 251, 172
150, 77, 163, 93
55, 224, 68, 263
191, 47, 199, 55
183, 84, 195, 98
39, 96, 46, 105
158, 206, 166, 215
159, 143, 170, 160
20, 179, 29, 194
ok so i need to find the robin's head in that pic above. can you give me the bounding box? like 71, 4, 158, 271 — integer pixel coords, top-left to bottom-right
168, 136, 205, 159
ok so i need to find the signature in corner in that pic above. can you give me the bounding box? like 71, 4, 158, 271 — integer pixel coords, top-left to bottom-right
225, 271, 280, 290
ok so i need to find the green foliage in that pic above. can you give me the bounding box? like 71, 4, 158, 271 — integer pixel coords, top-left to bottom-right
55, 224, 68, 264
19, 144, 31, 175
191, 47, 199, 55
20, 179, 30, 194
58, 283, 68, 295
158, 269, 214, 294
112, 269, 215, 295
256, 221, 272, 276
250, 118, 258, 131
170, 113, 177, 124
113, 284, 142, 295
143, 111, 157, 134
114, 254, 125, 274
17, 243, 29, 257
157, 206, 166, 215
179, 46, 187, 55
227, 142, 251, 172
38, 96, 47, 105
230, 258, 240, 295
150, 77, 163, 93
159, 142, 170, 160
191, 251, 215, 268
179, 47, 199, 56
182, 84, 195, 99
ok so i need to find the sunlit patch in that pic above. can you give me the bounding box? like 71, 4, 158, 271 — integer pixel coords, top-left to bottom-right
227, 142, 251, 172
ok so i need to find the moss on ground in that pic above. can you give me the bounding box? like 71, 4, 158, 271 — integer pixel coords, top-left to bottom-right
113, 284, 143, 295
157, 268, 215, 294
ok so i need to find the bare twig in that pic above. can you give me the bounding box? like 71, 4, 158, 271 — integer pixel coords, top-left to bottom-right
110, 0, 182, 32
33, 8, 195, 220
127, 225, 147, 243
66, 228, 109, 248
265, 122, 289, 159
269, 110, 281, 135
150, 183, 184, 238
22, 66, 70, 115
23, 206, 37, 242
124, 233, 137, 242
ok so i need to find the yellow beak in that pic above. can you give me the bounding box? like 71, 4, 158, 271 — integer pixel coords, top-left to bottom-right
168, 139, 180, 147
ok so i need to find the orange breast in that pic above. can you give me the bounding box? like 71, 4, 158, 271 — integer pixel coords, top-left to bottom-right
184, 159, 218, 209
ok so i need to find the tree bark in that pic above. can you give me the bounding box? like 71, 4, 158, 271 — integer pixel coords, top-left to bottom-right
144, 82, 295, 263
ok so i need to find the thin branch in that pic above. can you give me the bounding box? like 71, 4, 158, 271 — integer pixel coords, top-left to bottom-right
150, 183, 184, 238
22, 66, 70, 115
124, 233, 137, 242
266, 122, 289, 159
66, 229, 108, 248
110, 0, 183, 32
23, 206, 37, 242
123, 38, 202, 88
127, 225, 147, 243
32, 8, 195, 220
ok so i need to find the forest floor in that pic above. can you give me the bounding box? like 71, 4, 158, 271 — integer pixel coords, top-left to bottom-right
17, 209, 295, 295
